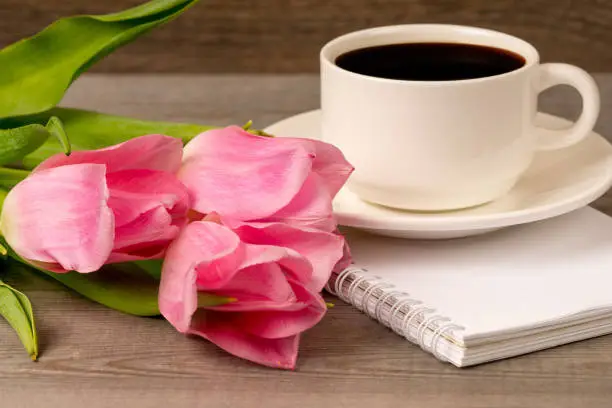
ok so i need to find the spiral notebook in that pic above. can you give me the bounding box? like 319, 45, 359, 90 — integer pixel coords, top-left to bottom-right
327, 207, 612, 367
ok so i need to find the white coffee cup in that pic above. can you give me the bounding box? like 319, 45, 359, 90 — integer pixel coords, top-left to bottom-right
320, 24, 600, 211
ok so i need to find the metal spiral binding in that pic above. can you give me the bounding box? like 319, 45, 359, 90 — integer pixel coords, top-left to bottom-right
328, 266, 465, 363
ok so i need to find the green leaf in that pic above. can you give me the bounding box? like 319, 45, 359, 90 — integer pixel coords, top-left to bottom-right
0, 167, 29, 190
0, 108, 214, 169
3, 255, 233, 316
0, 125, 47, 166
39, 264, 161, 317
0, 280, 38, 360
0, 237, 160, 316
0, 0, 200, 119
0, 187, 7, 208
0, 116, 70, 166
1, 243, 235, 316
132, 259, 164, 280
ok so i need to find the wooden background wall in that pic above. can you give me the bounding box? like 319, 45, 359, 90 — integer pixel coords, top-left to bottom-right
1, 0, 610, 73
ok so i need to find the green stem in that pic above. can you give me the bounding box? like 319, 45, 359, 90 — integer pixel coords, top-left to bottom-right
0, 167, 29, 190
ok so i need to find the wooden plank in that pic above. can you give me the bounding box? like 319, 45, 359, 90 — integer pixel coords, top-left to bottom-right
0, 73, 611, 408
0, 0, 610, 72
57, 73, 612, 138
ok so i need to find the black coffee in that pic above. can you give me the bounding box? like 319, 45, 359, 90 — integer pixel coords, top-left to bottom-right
335, 42, 526, 81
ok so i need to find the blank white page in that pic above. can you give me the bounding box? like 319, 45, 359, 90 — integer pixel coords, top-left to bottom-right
345, 207, 612, 343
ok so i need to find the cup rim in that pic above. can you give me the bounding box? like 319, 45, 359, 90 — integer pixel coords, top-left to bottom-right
320, 24, 540, 86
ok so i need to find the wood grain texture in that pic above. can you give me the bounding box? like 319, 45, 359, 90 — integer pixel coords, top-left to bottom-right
1, 73, 612, 408
0, 0, 611, 73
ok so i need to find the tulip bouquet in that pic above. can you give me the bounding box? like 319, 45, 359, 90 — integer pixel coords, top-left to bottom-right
0, 0, 353, 369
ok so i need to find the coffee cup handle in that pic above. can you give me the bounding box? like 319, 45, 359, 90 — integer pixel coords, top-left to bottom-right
535, 63, 600, 151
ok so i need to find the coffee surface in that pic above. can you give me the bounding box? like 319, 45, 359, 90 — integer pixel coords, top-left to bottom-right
335, 42, 526, 81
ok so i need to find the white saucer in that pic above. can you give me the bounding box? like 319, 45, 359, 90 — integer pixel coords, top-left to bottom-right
265, 110, 612, 239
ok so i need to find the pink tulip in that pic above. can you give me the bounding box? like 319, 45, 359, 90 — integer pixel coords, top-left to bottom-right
0, 135, 190, 273
178, 126, 354, 232
223, 218, 347, 292
159, 218, 346, 369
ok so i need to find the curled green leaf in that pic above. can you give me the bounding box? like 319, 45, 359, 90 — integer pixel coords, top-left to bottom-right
46, 116, 71, 156
0, 0, 200, 119
0, 116, 71, 167
0, 280, 38, 360
0, 123, 48, 166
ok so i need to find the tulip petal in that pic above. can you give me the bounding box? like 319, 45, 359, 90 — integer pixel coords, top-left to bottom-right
158, 220, 320, 370
105, 169, 190, 261
334, 237, 353, 273
159, 221, 242, 332
179, 126, 315, 220
266, 174, 335, 231
0, 164, 114, 273
198, 243, 311, 296
34, 134, 183, 174
190, 310, 300, 369
307, 138, 354, 198
234, 280, 327, 339
228, 220, 346, 292
204, 297, 308, 313
159, 262, 198, 333
106, 207, 179, 263
205, 262, 295, 304
160, 221, 310, 304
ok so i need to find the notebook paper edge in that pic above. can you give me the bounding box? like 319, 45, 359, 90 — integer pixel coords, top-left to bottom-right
329, 207, 612, 366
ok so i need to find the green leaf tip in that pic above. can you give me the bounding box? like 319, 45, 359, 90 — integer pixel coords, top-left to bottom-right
242, 120, 254, 130
46, 116, 71, 156
0, 281, 38, 361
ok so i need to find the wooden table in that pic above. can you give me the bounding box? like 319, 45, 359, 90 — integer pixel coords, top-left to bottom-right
1, 74, 612, 408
